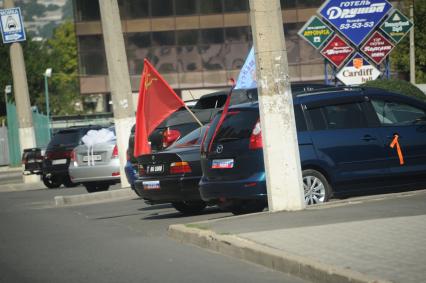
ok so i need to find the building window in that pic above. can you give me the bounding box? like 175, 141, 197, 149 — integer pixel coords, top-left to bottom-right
75, 0, 100, 21
151, 0, 174, 17
80, 52, 108, 75
225, 27, 250, 43
176, 30, 199, 45
175, 0, 198, 15
201, 28, 224, 44
126, 33, 151, 49
78, 35, 105, 52
223, 0, 248, 12
152, 31, 176, 46
120, 0, 149, 19
200, 0, 223, 14
280, 0, 297, 9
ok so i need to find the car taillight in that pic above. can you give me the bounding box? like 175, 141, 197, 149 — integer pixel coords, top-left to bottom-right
111, 145, 119, 158
249, 119, 263, 150
71, 150, 77, 162
138, 164, 145, 176
162, 128, 180, 148
170, 161, 191, 174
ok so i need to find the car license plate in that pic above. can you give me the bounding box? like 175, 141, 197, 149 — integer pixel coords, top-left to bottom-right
147, 165, 164, 174
143, 180, 160, 190
83, 155, 102, 162
212, 159, 234, 169
52, 159, 67, 165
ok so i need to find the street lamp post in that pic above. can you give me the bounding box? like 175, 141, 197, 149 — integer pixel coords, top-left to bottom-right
44, 68, 52, 137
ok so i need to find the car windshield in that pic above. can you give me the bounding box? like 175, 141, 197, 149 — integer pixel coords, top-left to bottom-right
169, 125, 208, 148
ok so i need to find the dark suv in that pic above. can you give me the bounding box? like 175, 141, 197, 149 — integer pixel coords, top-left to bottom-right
200, 87, 426, 214
42, 125, 101, 188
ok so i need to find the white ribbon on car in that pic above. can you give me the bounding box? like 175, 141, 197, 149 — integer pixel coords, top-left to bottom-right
81, 128, 116, 166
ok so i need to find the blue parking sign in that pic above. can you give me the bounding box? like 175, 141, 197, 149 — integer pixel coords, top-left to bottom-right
0, 8, 26, 44
318, 0, 392, 47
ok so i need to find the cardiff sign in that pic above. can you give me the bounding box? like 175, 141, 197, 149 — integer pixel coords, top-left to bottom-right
336, 53, 381, 85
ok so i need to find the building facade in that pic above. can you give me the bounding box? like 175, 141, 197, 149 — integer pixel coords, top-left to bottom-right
73, 0, 324, 104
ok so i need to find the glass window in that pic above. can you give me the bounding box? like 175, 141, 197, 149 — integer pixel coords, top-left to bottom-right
284, 23, 301, 64
170, 126, 208, 147
176, 46, 202, 72
78, 35, 105, 52
308, 103, 367, 130
200, 0, 222, 14
120, 0, 149, 18
199, 45, 226, 70
224, 0, 248, 12
280, 0, 297, 9
175, 0, 198, 15
225, 27, 250, 43
200, 28, 224, 44
75, 0, 100, 21
294, 105, 307, 132
126, 33, 151, 49
176, 30, 199, 45
215, 110, 259, 142
152, 0, 173, 17
371, 100, 426, 126
80, 52, 108, 75
152, 31, 176, 46
297, 0, 323, 8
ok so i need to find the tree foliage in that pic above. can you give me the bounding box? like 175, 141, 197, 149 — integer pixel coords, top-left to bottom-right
0, 21, 80, 117
391, 0, 426, 83
363, 79, 426, 101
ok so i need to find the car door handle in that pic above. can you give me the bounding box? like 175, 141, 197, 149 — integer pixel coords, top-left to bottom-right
361, 135, 377, 142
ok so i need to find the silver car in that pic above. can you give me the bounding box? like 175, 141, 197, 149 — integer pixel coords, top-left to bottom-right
68, 127, 120, 193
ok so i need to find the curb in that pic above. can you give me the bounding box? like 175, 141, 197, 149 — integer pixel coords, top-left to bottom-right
168, 224, 391, 283
54, 188, 137, 206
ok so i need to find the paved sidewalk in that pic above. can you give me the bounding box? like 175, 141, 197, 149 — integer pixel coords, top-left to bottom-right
169, 190, 426, 283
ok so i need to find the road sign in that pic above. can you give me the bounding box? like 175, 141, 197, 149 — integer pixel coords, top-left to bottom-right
336, 53, 381, 85
318, 0, 392, 46
0, 8, 26, 44
298, 16, 334, 49
380, 9, 413, 44
361, 31, 394, 65
320, 34, 354, 68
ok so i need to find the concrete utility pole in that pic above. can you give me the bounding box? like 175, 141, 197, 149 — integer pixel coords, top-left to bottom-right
249, 0, 305, 211
409, 2, 415, 84
5, 0, 38, 183
98, 0, 135, 188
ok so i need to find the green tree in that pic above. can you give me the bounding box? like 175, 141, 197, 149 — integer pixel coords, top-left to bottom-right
391, 0, 426, 83
41, 21, 81, 116
0, 38, 50, 117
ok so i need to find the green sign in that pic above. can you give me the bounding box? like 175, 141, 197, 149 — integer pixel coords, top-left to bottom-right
298, 16, 334, 49
380, 9, 413, 44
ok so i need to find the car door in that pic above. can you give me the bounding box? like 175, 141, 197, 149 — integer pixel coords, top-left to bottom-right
368, 97, 426, 179
305, 100, 389, 191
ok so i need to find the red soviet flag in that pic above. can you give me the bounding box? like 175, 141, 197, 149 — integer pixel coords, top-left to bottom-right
134, 59, 185, 157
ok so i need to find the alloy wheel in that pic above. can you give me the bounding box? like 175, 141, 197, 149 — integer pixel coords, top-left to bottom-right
303, 175, 326, 205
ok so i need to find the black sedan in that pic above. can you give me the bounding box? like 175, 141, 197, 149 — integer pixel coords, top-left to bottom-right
134, 126, 208, 214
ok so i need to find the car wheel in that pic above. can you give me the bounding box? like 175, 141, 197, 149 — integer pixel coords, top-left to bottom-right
84, 183, 110, 193
171, 201, 207, 214
229, 200, 266, 215
302, 169, 332, 205
42, 174, 61, 189
63, 176, 79, 188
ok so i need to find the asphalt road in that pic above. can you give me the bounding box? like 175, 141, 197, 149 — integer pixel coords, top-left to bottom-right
0, 185, 309, 283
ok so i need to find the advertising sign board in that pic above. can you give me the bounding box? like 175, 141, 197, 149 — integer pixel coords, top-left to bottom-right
0, 8, 26, 43
336, 53, 381, 85
318, 0, 392, 46
320, 34, 354, 68
298, 16, 334, 49
380, 9, 413, 43
361, 31, 394, 64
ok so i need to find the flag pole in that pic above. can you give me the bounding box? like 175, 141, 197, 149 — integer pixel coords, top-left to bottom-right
182, 103, 203, 127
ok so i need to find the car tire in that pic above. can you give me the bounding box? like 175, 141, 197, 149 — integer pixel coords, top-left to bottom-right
63, 176, 79, 188
171, 201, 207, 214
229, 200, 266, 215
302, 169, 332, 205
84, 183, 110, 193
42, 174, 61, 189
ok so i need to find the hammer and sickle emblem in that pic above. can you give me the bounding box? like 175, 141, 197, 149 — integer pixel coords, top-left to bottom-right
144, 73, 158, 90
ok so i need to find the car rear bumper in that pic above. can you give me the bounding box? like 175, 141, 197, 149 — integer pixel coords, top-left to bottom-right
68, 161, 121, 183
199, 172, 267, 202
134, 175, 202, 204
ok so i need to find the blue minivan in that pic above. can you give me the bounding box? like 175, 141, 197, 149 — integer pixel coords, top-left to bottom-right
199, 87, 426, 214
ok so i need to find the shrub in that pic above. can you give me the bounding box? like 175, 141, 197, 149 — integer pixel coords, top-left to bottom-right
362, 79, 426, 101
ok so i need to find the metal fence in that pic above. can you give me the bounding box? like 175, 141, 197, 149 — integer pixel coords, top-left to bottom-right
0, 127, 9, 166
6, 102, 50, 166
